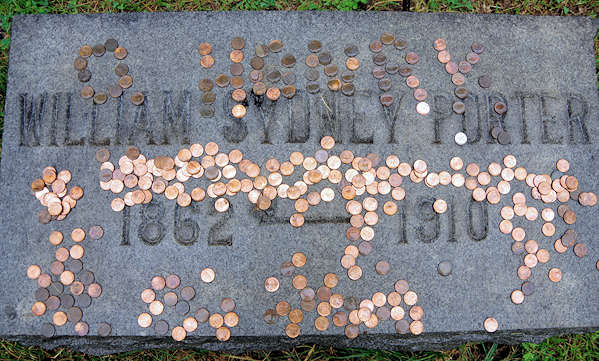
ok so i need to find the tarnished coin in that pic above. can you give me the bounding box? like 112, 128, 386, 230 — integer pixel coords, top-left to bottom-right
92, 44, 106, 57
78, 69, 91, 83
130, 92, 145, 106
93, 93, 107, 105
308, 40, 322, 53
80, 85, 94, 99
104, 38, 118, 52
114, 62, 129, 77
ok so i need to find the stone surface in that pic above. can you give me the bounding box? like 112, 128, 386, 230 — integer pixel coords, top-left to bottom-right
1, 11, 599, 355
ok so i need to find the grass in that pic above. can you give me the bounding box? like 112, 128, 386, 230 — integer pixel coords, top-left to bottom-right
0, 0, 598, 360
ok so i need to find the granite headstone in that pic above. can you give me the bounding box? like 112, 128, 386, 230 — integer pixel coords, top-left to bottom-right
1, 11, 598, 355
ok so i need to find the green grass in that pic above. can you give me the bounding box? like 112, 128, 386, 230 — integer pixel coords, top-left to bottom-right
1, 0, 598, 360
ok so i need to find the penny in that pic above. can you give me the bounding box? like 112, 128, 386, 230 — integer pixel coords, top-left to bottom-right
200, 55, 214, 68
494, 102, 507, 114
437, 50, 450, 63
230, 63, 244, 76
537, 248, 550, 263
114, 47, 127, 60
455, 87, 468, 99
445, 61, 458, 74
438, 261, 452, 276
92, 44, 105, 57
231, 36, 245, 50
53, 311, 68, 326
433, 38, 446, 51
88, 283, 102, 298
406, 75, 419, 88
344, 265, 360, 281
224, 312, 239, 328
346, 57, 360, 70
32, 301, 47, 316
67, 306, 83, 323
405, 52, 419, 64
264, 276, 279, 292
108, 84, 123, 98
292, 252, 307, 267
285, 323, 300, 339
472, 42, 484, 54
341, 82, 354, 96
574, 243, 587, 258
414, 88, 428, 101
89, 225, 104, 240
370, 40, 383, 53
268, 39, 283, 52
452, 101, 465, 114
484, 317, 498, 333
149, 275, 165, 291
549, 268, 562, 282
162, 274, 180, 290
175, 300, 190, 315
281, 54, 296, 67
171, 326, 186, 341
93, 92, 107, 105
375, 260, 390, 275
200, 267, 216, 283
511, 290, 524, 304
77, 68, 91, 82
148, 299, 164, 315
74, 56, 87, 71
27, 264, 42, 279
79, 45, 92, 58
458, 60, 472, 74
478, 75, 492, 88
141, 288, 155, 303
373, 53, 388, 66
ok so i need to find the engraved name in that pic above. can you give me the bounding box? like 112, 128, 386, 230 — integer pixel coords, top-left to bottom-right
17, 89, 593, 147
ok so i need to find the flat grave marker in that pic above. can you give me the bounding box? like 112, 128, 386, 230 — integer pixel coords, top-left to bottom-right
1, 11, 598, 355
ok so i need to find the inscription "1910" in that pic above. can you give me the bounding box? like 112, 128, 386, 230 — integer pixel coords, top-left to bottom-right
120, 195, 489, 247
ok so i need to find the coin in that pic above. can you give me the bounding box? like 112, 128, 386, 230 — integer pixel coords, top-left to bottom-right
231, 36, 245, 50
478, 75, 492, 88
201, 55, 215, 68
308, 40, 322, 53
548, 268, 562, 282
92, 44, 106, 57
405, 52, 419, 64
511, 290, 524, 304
416, 102, 430, 116
268, 40, 283, 52
472, 42, 484, 54
265, 277, 279, 292
78, 69, 91, 82
484, 317, 498, 333
281, 54, 296, 67
172, 326, 186, 341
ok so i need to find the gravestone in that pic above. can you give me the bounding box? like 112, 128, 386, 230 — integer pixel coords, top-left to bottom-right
1, 11, 599, 355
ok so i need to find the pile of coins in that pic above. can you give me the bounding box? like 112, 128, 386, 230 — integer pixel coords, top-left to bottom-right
31, 166, 83, 224
26, 226, 107, 337
432, 39, 488, 144
369, 32, 429, 115
492, 157, 596, 304
304, 40, 355, 96
96, 137, 596, 287
75, 39, 144, 105
137, 271, 239, 341
264, 255, 424, 339
250, 40, 297, 100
